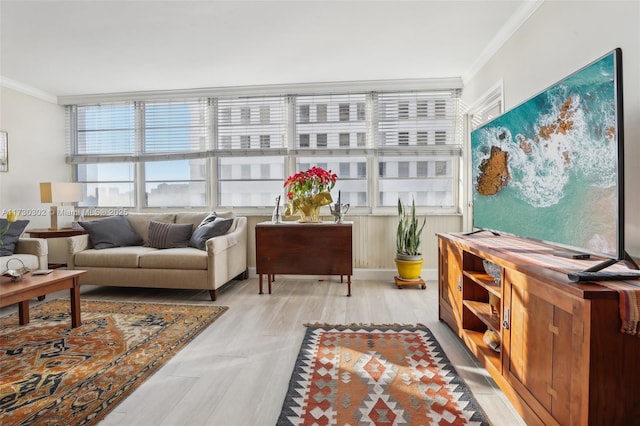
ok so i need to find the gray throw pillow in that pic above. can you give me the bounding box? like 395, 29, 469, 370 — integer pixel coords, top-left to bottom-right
0, 219, 29, 256
189, 217, 233, 250
198, 212, 218, 226
146, 221, 193, 249
79, 215, 143, 249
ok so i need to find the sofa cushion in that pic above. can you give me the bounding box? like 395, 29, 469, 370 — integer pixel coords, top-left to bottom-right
0, 219, 29, 256
126, 213, 176, 242
80, 215, 143, 249
146, 221, 192, 249
189, 217, 234, 250
74, 246, 156, 268
138, 248, 208, 269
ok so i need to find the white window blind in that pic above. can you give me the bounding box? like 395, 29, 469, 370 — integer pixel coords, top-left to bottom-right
71, 103, 136, 157
295, 94, 368, 149
143, 98, 209, 156
66, 83, 463, 212
376, 90, 461, 207
377, 90, 461, 148
217, 96, 286, 150
68, 99, 210, 162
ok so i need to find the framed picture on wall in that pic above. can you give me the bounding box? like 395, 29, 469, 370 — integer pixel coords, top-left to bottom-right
0, 131, 7, 172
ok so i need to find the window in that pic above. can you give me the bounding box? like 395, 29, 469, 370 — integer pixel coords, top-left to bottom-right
296, 156, 367, 207
218, 156, 285, 207
377, 90, 461, 207
67, 86, 461, 212
144, 159, 206, 207
218, 96, 286, 150
73, 103, 135, 155
316, 104, 327, 122
77, 163, 135, 207
295, 94, 368, 150
339, 103, 350, 121
70, 99, 210, 208
317, 134, 327, 148
216, 96, 286, 206
378, 156, 454, 207
299, 105, 310, 123
143, 99, 208, 154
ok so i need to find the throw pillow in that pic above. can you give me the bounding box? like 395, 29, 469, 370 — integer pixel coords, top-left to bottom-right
189, 217, 233, 250
79, 215, 143, 250
197, 212, 218, 227
146, 221, 193, 249
0, 219, 30, 256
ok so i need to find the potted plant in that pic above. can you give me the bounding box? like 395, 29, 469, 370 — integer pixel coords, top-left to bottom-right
283, 166, 337, 222
395, 198, 426, 280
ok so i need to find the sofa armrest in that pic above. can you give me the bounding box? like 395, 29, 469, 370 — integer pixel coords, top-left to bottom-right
14, 238, 49, 270
67, 234, 91, 269
15, 238, 48, 257
67, 234, 90, 254
205, 217, 247, 255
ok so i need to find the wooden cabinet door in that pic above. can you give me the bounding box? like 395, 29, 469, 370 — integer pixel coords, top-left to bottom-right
503, 269, 586, 426
438, 237, 463, 334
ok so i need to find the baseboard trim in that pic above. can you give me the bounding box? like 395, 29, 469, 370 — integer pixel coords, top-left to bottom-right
246, 268, 437, 282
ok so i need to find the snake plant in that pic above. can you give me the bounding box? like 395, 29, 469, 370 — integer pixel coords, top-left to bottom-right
396, 198, 426, 257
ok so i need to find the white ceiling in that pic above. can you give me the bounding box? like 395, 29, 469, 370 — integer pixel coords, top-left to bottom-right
0, 0, 540, 100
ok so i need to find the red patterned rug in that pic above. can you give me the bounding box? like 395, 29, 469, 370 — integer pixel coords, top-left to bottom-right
0, 299, 227, 425
278, 325, 489, 425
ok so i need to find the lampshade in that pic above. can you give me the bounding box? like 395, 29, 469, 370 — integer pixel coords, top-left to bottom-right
39, 182, 83, 230
40, 182, 83, 203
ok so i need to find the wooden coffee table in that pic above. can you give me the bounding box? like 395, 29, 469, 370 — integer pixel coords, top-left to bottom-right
0, 269, 86, 328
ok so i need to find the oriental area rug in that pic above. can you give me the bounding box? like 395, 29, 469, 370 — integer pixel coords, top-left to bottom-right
0, 299, 227, 425
278, 325, 489, 426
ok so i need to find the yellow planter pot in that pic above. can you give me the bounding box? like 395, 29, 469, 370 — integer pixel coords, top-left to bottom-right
395, 257, 424, 280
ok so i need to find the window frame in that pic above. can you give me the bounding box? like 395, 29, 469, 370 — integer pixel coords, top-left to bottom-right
66, 81, 463, 215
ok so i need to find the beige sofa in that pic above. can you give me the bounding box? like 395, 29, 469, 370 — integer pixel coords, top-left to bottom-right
1, 238, 48, 273
66, 212, 247, 300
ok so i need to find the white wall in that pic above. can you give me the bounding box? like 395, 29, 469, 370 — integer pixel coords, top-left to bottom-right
462, 0, 640, 257
0, 87, 71, 229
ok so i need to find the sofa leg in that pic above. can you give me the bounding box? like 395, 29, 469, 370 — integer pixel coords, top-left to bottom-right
234, 268, 249, 281
209, 290, 217, 301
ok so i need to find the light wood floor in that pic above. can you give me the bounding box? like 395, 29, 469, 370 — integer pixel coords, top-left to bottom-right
3, 276, 526, 426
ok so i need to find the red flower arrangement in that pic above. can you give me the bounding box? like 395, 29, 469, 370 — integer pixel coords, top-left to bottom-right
284, 166, 337, 200
284, 166, 337, 221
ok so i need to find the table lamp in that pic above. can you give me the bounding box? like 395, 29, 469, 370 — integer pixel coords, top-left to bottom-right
40, 182, 83, 230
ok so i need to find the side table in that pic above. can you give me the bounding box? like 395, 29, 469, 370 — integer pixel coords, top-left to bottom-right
255, 221, 353, 296
27, 228, 87, 268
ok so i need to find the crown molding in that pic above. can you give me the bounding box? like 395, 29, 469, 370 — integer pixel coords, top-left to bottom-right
462, 0, 545, 85
0, 76, 58, 104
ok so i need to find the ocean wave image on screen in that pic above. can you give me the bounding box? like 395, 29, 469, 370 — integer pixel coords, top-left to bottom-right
471, 52, 619, 256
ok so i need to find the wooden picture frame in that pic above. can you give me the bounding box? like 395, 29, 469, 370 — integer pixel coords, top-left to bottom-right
0, 131, 7, 172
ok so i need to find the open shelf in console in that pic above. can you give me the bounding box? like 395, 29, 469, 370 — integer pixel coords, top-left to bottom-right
461, 251, 502, 366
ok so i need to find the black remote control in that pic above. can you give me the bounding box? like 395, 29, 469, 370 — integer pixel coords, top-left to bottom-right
567, 270, 640, 282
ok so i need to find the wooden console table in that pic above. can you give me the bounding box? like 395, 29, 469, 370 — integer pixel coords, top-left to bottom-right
438, 232, 640, 425
255, 221, 353, 296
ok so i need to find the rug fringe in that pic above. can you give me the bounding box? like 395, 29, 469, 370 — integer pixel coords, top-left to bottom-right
304, 322, 429, 329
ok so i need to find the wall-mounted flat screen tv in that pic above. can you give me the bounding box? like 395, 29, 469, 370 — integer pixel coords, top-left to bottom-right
471, 48, 625, 263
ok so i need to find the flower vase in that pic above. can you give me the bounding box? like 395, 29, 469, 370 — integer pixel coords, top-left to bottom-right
298, 203, 321, 223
